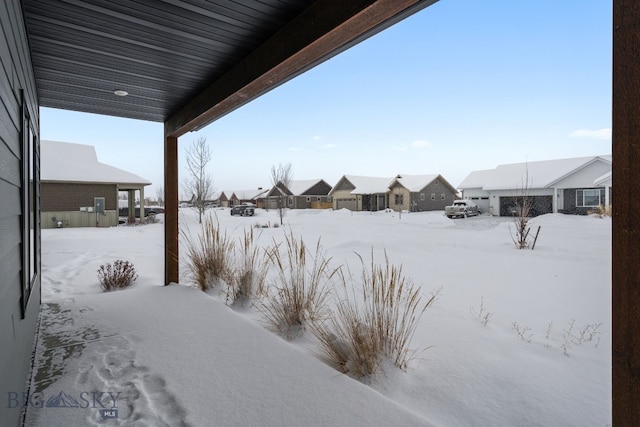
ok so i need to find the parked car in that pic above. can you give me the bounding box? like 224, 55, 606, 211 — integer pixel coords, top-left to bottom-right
445, 200, 479, 218
230, 203, 255, 216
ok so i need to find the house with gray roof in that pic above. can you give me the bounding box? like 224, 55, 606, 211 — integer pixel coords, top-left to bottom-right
263, 179, 332, 210
458, 155, 612, 216
41, 140, 151, 227
329, 174, 457, 212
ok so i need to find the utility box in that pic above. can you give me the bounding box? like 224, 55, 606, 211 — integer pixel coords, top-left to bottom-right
95, 197, 105, 214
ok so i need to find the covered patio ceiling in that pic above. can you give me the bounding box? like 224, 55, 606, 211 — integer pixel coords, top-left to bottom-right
22, 0, 438, 137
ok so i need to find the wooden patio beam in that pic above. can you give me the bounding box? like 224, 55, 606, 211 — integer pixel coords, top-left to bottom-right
164, 0, 437, 138
164, 135, 179, 285
612, 0, 640, 424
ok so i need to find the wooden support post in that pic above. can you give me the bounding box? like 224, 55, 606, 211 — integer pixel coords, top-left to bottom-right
613, 0, 640, 424
164, 135, 179, 285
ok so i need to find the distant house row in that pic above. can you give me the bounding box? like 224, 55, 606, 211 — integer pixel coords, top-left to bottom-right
216, 155, 612, 217
40, 141, 612, 229
215, 174, 459, 213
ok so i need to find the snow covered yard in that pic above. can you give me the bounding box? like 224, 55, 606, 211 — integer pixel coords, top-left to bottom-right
25, 208, 611, 426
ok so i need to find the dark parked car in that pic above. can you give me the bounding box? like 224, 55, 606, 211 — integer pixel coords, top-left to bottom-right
230, 203, 255, 216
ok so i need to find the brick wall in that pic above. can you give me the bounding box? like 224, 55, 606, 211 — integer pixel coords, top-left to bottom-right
41, 182, 117, 211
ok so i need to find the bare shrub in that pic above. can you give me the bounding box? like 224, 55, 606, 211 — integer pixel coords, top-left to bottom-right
260, 232, 336, 339
312, 252, 440, 378
560, 319, 603, 356
511, 321, 533, 343
509, 167, 541, 249
589, 204, 612, 218
97, 260, 138, 291
226, 228, 269, 306
182, 216, 234, 291
470, 297, 493, 326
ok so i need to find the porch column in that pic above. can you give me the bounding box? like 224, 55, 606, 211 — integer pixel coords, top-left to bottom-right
165, 135, 179, 285
139, 186, 145, 221
552, 187, 558, 213
127, 190, 135, 223
613, 0, 640, 423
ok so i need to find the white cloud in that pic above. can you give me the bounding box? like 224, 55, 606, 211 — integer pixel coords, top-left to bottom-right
313, 135, 322, 141
321, 144, 336, 150
391, 140, 432, 151
288, 147, 300, 152
570, 128, 611, 140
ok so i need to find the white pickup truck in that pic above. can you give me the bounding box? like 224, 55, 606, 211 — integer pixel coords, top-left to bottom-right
445, 200, 480, 218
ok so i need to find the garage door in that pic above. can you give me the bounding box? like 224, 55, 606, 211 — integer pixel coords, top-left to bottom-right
336, 198, 357, 211
499, 196, 553, 217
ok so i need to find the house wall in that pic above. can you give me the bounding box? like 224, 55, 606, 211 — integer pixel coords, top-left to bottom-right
40, 183, 118, 227
0, 1, 42, 425
41, 182, 117, 211
41, 211, 119, 228
331, 188, 358, 210
389, 186, 410, 211
412, 181, 457, 211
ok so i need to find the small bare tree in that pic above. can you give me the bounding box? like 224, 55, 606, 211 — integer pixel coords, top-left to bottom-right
184, 137, 214, 224
155, 186, 164, 205
270, 162, 293, 225
510, 167, 541, 249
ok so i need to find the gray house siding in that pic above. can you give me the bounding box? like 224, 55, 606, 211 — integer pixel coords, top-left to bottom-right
0, 1, 42, 426
562, 187, 610, 215
411, 181, 457, 211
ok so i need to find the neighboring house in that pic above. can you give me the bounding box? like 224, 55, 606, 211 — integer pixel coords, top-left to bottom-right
263, 179, 332, 210
41, 141, 151, 228
329, 174, 457, 212
222, 188, 269, 207
388, 174, 458, 212
329, 175, 394, 211
458, 155, 612, 216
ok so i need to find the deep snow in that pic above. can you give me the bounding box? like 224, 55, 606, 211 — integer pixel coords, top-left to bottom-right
25, 208, 611, 426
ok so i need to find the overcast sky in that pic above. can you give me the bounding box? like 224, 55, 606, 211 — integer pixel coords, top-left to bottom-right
41, 0, 612, 199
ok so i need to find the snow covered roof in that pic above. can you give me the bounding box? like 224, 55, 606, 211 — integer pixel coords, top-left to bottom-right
41, 140, 151, 186
594, 171, 612, 187
331, 175, 395, 195
457, 169, 495, 189
227, 188, 269, 200
459, 155, 612, 190
391, 174, 457, 193
287, 179, 329, 195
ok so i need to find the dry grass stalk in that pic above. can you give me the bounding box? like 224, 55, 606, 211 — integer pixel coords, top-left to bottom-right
260, 232, 337, 339
226, 228, 269, 305
182, 215, 234, 291
312, 252, 439, 378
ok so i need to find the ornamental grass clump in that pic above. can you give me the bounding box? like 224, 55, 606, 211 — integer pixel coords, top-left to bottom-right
97, 260, 138, 291
260, 232, 338, 339
182, 215, 234, 291
312, 252, 439, 378
226, 228, 269, 306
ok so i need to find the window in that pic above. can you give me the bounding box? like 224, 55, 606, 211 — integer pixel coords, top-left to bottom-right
420, 193, 425, 201
288, 196, 293, 206
394, 194, 403, 205
306, 196, 311, 202
21, 92, 39, 317
441, 194, 445, 200
577, 189, 605, 207
431, 193, 435, 200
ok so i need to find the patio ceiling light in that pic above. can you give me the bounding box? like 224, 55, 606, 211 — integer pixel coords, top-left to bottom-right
113, 89, 128, 96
